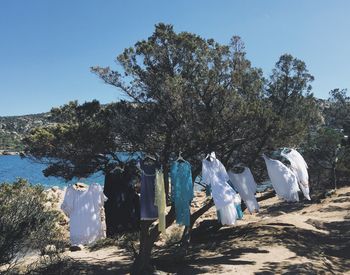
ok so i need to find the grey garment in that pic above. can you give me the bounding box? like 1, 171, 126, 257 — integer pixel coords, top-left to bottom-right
140, 162, 158, 220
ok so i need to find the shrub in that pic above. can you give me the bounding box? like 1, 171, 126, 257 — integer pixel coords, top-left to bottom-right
89, 232, 140, 259
0, 179, 66, 271
164, 226, 183, 246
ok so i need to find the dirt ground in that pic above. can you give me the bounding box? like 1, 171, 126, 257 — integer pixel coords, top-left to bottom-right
4, 186, 350, 275
152, 187, 350, 274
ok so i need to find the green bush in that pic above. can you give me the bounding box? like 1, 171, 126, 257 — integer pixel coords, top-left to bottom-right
0, 179, 66, 270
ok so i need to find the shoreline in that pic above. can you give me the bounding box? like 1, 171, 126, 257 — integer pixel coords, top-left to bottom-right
0, 151, 21, 156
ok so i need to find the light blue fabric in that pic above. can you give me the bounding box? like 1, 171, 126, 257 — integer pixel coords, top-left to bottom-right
170, 161, 194, 226
228, 180, 244, 219
235, 204, 244, 219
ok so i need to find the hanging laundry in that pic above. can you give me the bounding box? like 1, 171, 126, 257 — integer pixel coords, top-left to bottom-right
170, 160, 194, 226
104, 167, 140, 236
61, 183, 106, 246
263, 154, 300, 202
202, 152, 238, 225
140, 160, 158, 220
155, 170, 166, 234
217, 203, 238, 225
217, 193, 243, 222
281, 149, 311, 200
228, 167, 259, 213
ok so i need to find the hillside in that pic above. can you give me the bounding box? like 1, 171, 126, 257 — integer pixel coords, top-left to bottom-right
0, 112, 51, 151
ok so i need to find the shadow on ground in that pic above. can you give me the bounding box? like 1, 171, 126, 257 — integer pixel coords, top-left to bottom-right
153, 191, 350, 274
257, 200, 309, 217
26, 191, 350, 274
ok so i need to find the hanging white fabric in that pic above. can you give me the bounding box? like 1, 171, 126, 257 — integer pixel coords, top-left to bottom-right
202, 153, 238, 225
263, 154, 300, 202
61, 183, 107, 245
228, 167, 259, 213
281, 149, 311, 200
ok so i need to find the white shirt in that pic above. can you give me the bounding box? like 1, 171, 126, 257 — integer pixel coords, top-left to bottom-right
263, 155, 300, 202
61, 183, 107, 245
202, 157, 236, 210
228, 167, 259, 213
281, 149, 311, 200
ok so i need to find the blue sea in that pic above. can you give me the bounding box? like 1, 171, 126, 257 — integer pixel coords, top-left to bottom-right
0, 155, 105, 189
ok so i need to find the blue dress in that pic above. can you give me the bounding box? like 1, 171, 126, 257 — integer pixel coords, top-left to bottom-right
170, 160, 194, 226
140, 161, 158, 220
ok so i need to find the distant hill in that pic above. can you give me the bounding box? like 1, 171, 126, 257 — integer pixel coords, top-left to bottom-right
0, 112, 51, 151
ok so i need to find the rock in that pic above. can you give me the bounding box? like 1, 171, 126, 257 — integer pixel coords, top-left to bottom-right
43, 202, 53, 209
277, 211, 286, 215
43, 245, 57, 254
324, 189, 336, 197
70, 244, 84, 251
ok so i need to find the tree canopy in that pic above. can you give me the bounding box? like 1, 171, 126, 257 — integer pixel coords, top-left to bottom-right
26, 24, 318, 181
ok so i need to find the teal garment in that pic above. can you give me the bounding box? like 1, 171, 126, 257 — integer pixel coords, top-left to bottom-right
216, 210, 221, 222
170, 160, 194, 226
235, 204, 244, 220
206, 184, 212, 197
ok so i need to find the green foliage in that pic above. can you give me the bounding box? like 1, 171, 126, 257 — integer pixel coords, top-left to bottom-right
0, 131, 24, 151
90, 24, 317, 177
302, 89, 350, 188
324, 88, 350, 134
304, 127, 344, 168
0, 179, 66, 268
23, 101, 119, 180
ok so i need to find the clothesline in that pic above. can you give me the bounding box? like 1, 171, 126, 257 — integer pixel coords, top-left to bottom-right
61, 147, 310, 244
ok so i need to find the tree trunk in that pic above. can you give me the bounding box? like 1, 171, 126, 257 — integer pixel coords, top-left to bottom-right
132, 220, 154, 273
180, 190, 275, 248
163, 165, 170, 201
181, 199, 215, 248
332, 164, 337, 190
131, 189, 276, 274
131, 207, 176, 275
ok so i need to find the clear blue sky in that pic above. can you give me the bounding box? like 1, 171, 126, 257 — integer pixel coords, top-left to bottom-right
1, 0, 349, 116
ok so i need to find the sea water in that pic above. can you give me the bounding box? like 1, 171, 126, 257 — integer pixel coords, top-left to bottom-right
0, 155, 104, 189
